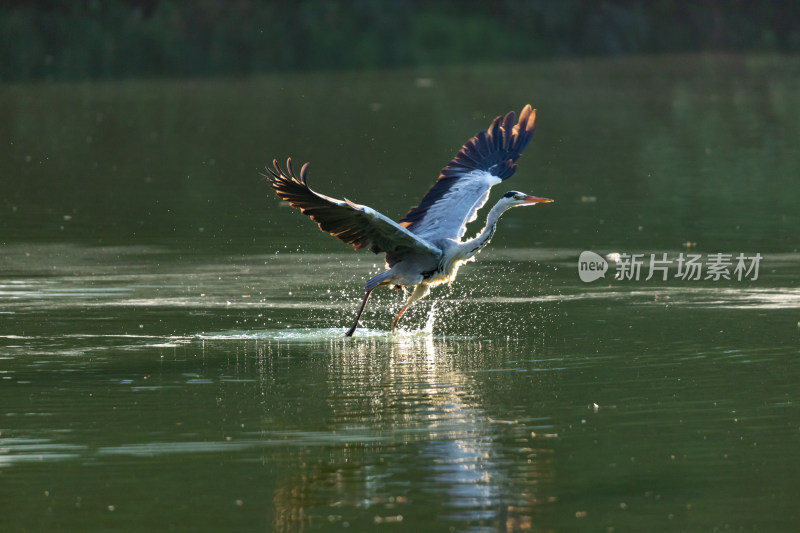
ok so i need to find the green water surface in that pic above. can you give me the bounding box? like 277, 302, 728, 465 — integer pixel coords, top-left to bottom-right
1, 55, 799, 532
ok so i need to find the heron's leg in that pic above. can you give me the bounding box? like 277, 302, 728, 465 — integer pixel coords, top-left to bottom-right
390, 284, 430, 332
344, 289, 372, 337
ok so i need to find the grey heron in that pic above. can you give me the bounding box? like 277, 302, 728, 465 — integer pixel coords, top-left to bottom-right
264, 105, 552, 336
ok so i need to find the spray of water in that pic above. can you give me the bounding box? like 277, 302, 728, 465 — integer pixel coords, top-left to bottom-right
423, 303, 437, 334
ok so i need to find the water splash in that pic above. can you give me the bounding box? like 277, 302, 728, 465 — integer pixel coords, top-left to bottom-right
195, 327, 401, 342
195, 323, 473, 342
423, 303, 437, 334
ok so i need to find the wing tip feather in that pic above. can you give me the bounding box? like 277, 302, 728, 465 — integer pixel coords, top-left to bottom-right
399, 104, 538, 231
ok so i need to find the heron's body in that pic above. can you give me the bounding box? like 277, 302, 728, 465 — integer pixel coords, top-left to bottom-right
264, 105, 552, 336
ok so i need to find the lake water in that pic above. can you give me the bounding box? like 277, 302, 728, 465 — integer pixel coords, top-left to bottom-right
1, 55, 799, 531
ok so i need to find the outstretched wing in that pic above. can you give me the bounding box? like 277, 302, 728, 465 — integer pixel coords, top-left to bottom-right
264, 158, 442, 260
399, 105, 537, 241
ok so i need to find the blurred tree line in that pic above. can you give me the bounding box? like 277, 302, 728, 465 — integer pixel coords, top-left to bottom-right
2, 0, 799, 81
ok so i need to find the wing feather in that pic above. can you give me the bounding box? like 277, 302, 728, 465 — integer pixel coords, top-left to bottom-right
399, 105, 537, 241
264, 159, 441, 260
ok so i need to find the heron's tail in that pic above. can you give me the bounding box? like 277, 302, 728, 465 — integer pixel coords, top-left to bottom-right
365, 271, 393, 292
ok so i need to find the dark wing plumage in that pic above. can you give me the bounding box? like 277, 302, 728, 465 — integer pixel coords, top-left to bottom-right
399, 105, 537, 241
264, 158, 441, 259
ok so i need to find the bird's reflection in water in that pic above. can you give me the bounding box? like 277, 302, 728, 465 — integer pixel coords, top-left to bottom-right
268, 334, 554, 531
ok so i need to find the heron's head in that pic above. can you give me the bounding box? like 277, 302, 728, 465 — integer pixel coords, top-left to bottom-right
501, 190, 554, 208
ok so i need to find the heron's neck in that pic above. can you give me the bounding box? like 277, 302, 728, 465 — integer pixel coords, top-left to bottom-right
458, 201, 511, 260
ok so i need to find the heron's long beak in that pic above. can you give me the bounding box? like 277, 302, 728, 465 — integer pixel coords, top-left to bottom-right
523, 195, 554, 204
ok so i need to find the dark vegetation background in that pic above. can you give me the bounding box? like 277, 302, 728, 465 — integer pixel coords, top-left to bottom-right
3, 0, 800, 82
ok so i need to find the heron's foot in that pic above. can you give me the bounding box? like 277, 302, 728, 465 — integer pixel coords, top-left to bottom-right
390, 308, 406, 333
344, 289, 373, 338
